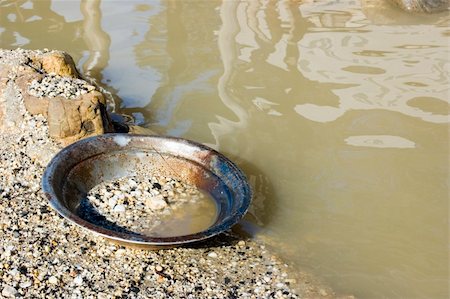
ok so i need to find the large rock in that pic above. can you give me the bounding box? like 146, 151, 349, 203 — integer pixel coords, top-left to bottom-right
47, 91, 111, 143
389, 0, 449, 13
362, 0, 449, 25
0, 49, 113, 144
41, 52, 80, 78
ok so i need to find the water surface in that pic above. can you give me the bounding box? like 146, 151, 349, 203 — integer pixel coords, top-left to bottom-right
1, 1, 448, 298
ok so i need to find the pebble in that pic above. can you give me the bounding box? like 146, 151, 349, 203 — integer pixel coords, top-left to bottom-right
73, 275, 83, 286
145, 196, 167, 210
97, 293, 108, 299
208, 252, 218, 258
48, 275, 58, 284
113, 204, 125, 212
155, 265, 163, 272
8, 268, 19, 277
1, 285, 17, 298
115, 248, 126, 256
19, 280, 32, 288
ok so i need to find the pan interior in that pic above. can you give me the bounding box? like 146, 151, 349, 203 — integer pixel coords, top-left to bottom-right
61, 149, 230, 238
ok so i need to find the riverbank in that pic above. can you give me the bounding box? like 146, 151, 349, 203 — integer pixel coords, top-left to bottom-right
0, 49, 347, 298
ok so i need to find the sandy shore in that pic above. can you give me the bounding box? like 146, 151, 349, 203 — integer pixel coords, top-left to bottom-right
0, 49, 344, 299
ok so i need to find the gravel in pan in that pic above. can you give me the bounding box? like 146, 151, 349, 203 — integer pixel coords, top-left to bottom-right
87, 174, 217, 237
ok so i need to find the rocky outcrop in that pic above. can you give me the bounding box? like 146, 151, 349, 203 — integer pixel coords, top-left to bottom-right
389, 0, 449, 13
46, 91, 112, 143
0, 49, 113, 145
362, 0, 449, 25
41, 52, 80, 78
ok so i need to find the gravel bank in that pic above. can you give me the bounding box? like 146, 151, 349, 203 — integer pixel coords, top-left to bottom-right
0, 49, 343, 299
28, 74, 95, 99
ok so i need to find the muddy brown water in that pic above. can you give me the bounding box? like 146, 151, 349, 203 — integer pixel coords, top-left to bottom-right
153, 190, 218, 237
1, 1, 448, 298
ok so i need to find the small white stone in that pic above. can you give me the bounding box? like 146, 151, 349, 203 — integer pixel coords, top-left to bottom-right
207, 252, 218, 258
113, 204, 125, 212
155, 265, 163, 272
131, 190, 142, 197
19, 280, 32, 288
97, 292, 108, 299
127, 178, 138, 188
8, 268, 19, 277
1, 285, 17, 298
108, 198, 117, 207
48, 275, 58, 284
37, 270, 47, 281
237, 240, 246, 247
145, 196, 167, 210
73, 275, 83, 286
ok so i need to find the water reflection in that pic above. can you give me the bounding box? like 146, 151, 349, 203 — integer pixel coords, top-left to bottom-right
344, 135, 416, 148
0, 0, 81, 50
295, 1, 449, 126
97, 1, 167, 110
79, 0, 110, 84
210, 1, 449, 298
212, 0, 343, 150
